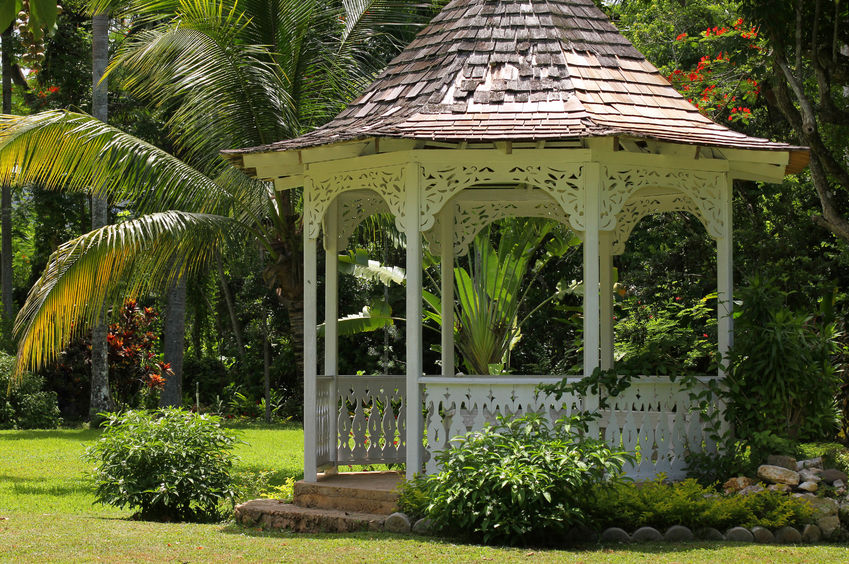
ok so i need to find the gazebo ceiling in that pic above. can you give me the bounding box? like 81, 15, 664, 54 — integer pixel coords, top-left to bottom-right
224, 0, 808, 174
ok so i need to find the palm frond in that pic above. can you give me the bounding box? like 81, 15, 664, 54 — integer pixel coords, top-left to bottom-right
0, 111, 232, 216
14, 211, 242, 378
110, 1, 294, 171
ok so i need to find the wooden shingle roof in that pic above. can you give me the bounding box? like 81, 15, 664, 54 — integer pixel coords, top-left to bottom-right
226, 0, 806, 164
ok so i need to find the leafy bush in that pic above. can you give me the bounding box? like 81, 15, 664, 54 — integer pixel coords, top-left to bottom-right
86, 409, 237, 522
587, 477, 814, 531
418, 412, 632, 545
727, 278, 839, 442
796, 442, 849, 475
0, 352, 61, 429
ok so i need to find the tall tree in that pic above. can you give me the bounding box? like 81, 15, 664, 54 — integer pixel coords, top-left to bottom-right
739, 0, 849, 242
1, 25, 13, 325
89, 11, 111, 421
0, 0, 436, 384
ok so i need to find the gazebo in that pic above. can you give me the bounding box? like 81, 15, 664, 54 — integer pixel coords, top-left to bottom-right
224, 0, 808, 482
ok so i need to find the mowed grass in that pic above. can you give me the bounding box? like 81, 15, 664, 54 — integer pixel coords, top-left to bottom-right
2, 425, 849, 563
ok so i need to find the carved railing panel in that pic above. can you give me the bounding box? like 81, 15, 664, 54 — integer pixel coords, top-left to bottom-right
327, 375, 406, 465
421, 375, 717, 480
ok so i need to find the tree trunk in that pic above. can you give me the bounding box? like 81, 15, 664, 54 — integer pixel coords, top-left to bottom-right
89, 12, 111, 424
1, 26, 14, 323
160, 277, 186, 407
263, 317, 271, 423
216, 252, 245, 359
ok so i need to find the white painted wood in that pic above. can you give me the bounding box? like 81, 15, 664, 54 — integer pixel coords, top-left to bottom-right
600, 231, 614, 371
303, 230, 318, 482
717, 173, 734, 377
330, 375, 406, 465
440, 203, 455, 377
405, 164, 423, 479
324, 200, 339, 464
583, 163, 601, 411
422, 375, 718, 479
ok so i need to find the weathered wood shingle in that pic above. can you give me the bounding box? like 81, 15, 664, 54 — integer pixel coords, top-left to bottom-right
226, 0, 803, 156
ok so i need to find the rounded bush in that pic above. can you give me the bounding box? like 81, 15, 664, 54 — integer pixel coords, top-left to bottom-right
419, 412, 632, 545
86, 408, 237, 522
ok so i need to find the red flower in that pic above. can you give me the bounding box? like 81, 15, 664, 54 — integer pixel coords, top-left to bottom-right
676, 32, 688, 41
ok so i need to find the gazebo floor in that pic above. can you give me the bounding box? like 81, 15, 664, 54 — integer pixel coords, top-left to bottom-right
234, 471, 403, 533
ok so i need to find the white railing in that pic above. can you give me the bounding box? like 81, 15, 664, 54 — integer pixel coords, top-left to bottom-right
317, 375, 407, 466
317, 374, 720, 480
421, 375, 719, 480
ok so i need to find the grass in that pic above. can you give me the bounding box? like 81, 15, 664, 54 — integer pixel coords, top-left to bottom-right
3, 424, 849, 563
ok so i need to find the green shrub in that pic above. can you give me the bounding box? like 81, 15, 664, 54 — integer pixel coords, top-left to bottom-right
86, 408, 238, 522
0, 353, 61, 430
587, 478, 814, 531
796, 442, 849, 475
420, 412, 632, 545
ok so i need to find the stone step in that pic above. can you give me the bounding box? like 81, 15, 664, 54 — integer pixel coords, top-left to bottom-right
293, 471, 402, 515
235, 499, 387, 533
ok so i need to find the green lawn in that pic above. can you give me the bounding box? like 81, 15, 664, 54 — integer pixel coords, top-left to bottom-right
3, 425, 849, 563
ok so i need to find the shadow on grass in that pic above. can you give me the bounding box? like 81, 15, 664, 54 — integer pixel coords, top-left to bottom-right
0, 429, 100, 441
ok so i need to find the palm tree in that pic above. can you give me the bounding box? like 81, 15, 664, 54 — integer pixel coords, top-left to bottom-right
0, 0, 436, 381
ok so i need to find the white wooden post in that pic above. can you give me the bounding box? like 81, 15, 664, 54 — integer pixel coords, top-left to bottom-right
405, 164, 423, 478
583, 163, 601, 412
324, 200, 339, 466
440, 205, 455, 377
717, 173, 734, 377
303, 222, 319, 482
600, 231, 614, 371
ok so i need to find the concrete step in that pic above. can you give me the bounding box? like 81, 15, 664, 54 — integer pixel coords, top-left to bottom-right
293, 471, 402, 515
235, 499, 387, 533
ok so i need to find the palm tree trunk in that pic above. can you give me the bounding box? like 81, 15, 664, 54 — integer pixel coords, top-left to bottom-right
216, 252, 245, 359
89, 12, 111, 424
160, 277, 186, 407
1, 26, 14, 324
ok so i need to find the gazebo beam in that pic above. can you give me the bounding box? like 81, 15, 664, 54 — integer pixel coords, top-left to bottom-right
717, 173, 734, 375
600, 231, 614, 371
583, 163, 602, 409
440, 204, 455, 377
303, 230, 319, 482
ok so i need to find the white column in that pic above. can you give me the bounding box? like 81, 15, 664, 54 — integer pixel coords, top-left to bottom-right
404, 164, 423, 479
599, 231, 614, 371
582, 163, 601, 412
324, 200, 338, 466
303, 227, 319, 482
717, 173, 734, 377
440, 205, 455, 377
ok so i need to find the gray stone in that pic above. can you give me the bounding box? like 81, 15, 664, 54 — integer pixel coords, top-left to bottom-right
750, 526, 774, 543
696, 527, 725, 541
797, 480, 819, 493
799, 469, 822, 483
725, 526, 754, 542
804, 496, 839, 519
757, 464, 800, 486
774, 526, 802, 544
664, 525, 694, 542
768, 454, 798, 471
411, 517, 433, 535
797, 457, 823, 470
801, 524, 822, 543
822, 468, 848, 484
600, 527, 631, 543
833, 479, 845, 489
817, 515, 841, 538
723, 476, 754, 493
384, 512, 412, 533
631, 526, 663, 542
737, 484, 765, 496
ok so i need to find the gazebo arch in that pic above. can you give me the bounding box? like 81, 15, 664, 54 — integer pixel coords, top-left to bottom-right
224, 0, 809, 482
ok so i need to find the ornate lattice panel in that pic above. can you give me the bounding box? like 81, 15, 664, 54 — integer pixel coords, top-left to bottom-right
420, 163, 585, 232
610, 192, 707, 255
427, 198, 572, 255
421, 376, 719, 480
602, 166, 725, 238
315, 377, 334, 467
306, 165, 406, 238
333, 190, 391, 250
333, 375, 407, 465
